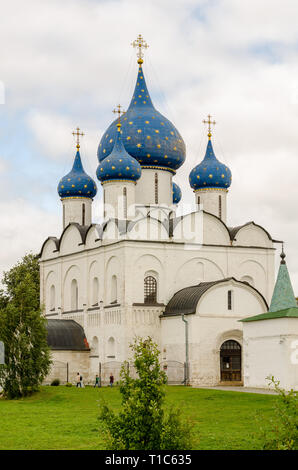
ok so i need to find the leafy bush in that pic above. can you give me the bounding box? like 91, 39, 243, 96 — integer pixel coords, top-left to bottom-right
258, 376, 298, 450
51, 379, 60, 386
65, 382, 72, 387
98, 337, 195, 450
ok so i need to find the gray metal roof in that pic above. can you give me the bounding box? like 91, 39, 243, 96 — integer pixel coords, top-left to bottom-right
46, 319, 89, 351
163, 277, 268, 316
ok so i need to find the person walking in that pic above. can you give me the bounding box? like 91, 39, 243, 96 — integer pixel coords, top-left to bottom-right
94, 375, 100, 388
76, 372, 81, 388
109, 373, 114, 387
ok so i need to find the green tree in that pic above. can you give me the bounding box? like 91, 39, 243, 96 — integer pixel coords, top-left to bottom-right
99, 337, 194, 450
0, 254, 50, 399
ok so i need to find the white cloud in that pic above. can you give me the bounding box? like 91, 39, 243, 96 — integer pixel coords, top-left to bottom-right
0, 0, 298, 292
0, 199, 59, 283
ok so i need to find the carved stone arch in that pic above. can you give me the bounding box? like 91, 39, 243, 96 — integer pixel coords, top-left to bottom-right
175, 257, 224, 291
63, 264, 81, 312
134, 254, 164, 304
105, 256, 121, 305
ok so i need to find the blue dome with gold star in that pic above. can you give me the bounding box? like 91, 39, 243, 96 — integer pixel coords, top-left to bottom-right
189, 139, 232, 191
58, 150, 97, 199
97, 65, 186, 173
96, 125, 141, 183
172, 182, 182, 204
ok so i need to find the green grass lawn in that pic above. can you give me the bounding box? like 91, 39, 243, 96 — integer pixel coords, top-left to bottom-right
0, 385, 277, 450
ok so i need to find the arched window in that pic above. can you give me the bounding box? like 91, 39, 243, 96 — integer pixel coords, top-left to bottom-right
82, 203, 85, 225
91, 336, 99, 356
155, 173, 158, 204
144, 276, 157, 304
92, 277, 99, 306
50, 285, 55, 311
107, 337, 116, 358
197, 195, 200, 206
111, 275, 117, 304
71, 279, 78, 311
123, 187, 127, 219
219, 195, 222, 219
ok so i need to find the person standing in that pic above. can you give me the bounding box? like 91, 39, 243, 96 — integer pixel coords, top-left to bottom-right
76, 372, 81, 388
94, 375, 100, 388
109, 373, 114, 387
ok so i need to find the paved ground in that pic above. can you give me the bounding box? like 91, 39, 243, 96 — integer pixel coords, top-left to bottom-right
195, 385, 278, 394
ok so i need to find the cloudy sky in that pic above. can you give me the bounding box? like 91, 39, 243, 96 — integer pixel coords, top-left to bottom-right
0, 0, 298, 291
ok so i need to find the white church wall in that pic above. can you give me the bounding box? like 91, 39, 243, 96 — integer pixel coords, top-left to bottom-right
40, 239, 59, 261
202, 212, 231, 245
198, 282, 266, 318
85, 226, 100, 249
59, 225, 84, 255
233, 224, 272, 248
243, 318, 298, 391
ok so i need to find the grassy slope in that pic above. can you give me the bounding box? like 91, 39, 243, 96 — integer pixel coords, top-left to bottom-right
0, 386, 276, 450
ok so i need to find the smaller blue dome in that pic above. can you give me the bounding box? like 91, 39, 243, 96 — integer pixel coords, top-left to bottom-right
172, 182, 182, 204
58, 151, 97, 199
96, 127, 141, 183
189, 139, 232, 191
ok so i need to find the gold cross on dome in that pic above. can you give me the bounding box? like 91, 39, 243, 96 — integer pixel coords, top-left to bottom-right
131, 34, 149, 64
203, 115, 216, 139
113, 104, 125, 131
72, 127, 84, 150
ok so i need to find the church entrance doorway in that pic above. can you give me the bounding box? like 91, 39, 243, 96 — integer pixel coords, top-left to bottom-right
220, 340, 241, 382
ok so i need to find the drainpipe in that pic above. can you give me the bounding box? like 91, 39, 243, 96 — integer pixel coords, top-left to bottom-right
182, 314, 189, 386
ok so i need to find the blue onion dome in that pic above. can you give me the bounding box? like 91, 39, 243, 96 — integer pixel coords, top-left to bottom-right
97, 65, 186, 173
172, 182, 182, 204
58, 150, 97, 199
189, 138, 232, 191
96, 123, 141, 183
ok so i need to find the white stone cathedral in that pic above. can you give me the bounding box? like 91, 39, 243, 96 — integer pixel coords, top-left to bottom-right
40, 36, 298, 389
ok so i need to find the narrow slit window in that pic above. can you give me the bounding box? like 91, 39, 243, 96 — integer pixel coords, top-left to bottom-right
82, 203, 85, 225
228, 290, 232, 310
219, 195, 222, 219
123, 187, 127, 219
155, 173, 158, 204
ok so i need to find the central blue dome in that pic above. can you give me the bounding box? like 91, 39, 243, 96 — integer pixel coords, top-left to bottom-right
97, 65, 186, 173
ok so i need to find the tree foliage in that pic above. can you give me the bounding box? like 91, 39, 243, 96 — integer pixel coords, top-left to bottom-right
0, 254, 50, 399
258, 376, 298, 450
99, 337, 194, 450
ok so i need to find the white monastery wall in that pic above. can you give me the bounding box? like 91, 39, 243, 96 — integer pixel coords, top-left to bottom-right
243, 318, 298, 391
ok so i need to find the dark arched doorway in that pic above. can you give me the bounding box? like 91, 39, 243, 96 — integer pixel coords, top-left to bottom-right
220, 340, 241, 382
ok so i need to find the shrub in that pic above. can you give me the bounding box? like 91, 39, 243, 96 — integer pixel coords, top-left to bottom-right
51, 379, 60, 386
258, 376, 298, 450
98, 337, 195, 450
65, 382, 72, 387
